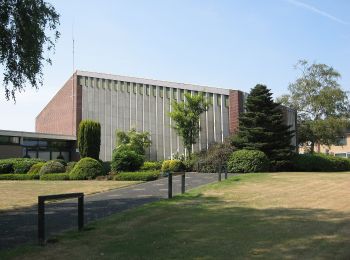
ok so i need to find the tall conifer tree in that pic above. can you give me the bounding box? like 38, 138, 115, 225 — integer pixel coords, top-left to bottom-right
232, 84, 295, 170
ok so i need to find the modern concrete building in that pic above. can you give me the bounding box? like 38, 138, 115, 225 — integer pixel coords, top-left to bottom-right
33, 71, 297, 161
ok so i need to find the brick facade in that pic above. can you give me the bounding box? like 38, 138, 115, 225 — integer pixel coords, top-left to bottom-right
35, 73, 81, 136
228, 90, 244, 135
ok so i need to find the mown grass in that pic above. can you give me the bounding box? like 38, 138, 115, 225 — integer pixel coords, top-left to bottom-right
0, 180, 140, 211
2, 172, 350, 259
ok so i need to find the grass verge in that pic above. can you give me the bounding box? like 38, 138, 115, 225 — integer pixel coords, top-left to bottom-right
2, 172, 350, 259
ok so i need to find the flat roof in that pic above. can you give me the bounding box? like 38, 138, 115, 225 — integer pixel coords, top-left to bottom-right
0, 130, 76, 141
77, 70, 233, 95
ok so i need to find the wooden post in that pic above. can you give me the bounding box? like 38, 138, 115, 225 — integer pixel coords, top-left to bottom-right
38, 197, 45, 245
78, 195, 84, 230
181, 173, 185, 194
168, 172, 173, 199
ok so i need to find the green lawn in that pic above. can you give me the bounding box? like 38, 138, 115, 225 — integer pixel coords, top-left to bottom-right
3, 172, 350, 259
0, 180, 139, 211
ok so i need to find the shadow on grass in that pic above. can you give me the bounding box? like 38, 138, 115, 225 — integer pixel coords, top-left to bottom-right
2, 192, 349, 259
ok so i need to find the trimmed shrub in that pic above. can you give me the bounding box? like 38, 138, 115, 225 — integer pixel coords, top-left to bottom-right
228, 149, 269, 173
40, 173, 70, 181
292, 153, 350, 172
161, 160, 185, 173
52, 159, 67, 166
65, 161, 77, 173
0, 174, 40, 180
114, 171, 160, 181
111, 147, 144, 172
69, 157, 104, 180
140, 161, 162, 171
78, 120, 101, 160
28, 162, 45, 175
39, 161, 66, 175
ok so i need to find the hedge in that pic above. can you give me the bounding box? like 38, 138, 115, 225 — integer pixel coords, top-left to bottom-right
292, 153, 350, 172
161, 160, 185, 173
40, 173, 70, 181
69, 157, 104, 180
113, 171, 160, 181
0, 174, 40, 180
0, 158, 44, 174
140, 161, 162, 171
227, 149, 270, 173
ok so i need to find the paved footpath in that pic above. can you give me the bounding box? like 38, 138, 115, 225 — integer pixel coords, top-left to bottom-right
0, 172, 221, 250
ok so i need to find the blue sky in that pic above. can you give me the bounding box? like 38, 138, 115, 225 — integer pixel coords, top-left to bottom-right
1, 0, 349, 131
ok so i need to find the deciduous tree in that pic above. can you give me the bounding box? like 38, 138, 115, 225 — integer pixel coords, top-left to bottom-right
169, 93, 210, 158
278, 60, 350, 152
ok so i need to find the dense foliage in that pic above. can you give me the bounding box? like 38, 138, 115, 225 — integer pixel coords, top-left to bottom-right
195, 139, 235, 173
227, 150, 269, 173
69, 157, 104, 180
40, 173, 70, 181
278, 60, 350, 152
78, 120, 101, 160
28, 162, 45, 174
292, 153, 350, 172
116, 128, 151, 155
140, 161, 162, 171
0, 158, 44, 174
65, 161, 77, 173
111, 147, 144, 172
0, 0, 60, 101
161, 160, 185, 173
114, 171, 160, 181
169, 93, 210, 157
232, 84, 295, 170
39, 161, 65, 175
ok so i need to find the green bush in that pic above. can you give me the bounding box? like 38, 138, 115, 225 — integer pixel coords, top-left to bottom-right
28, 162, 45, 174
292, 153, 350, 172
111, 147, 144, 172
78, 120, 101, 160
65, 161, 77, 173
0, 158, 44, 174
161, 160, 185, 173
0, 174, 40, 180
227, 149, 270, 173
69, 157, 104, 180
40, 173, 70, 181
140, 161, 162, 171
0, 161, 13, 174
113, 171, 160, 181
52, 159, 67, 166
39, 161, 66, 175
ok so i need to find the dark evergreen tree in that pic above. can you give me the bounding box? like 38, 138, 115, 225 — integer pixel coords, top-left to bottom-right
78, 120, 101, 160
232, 84, 295, 170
